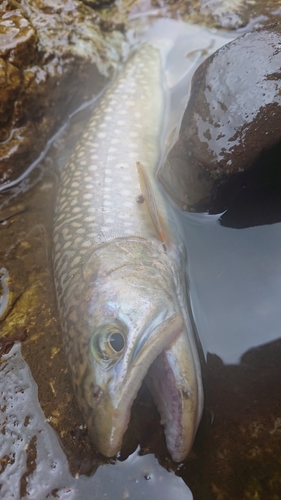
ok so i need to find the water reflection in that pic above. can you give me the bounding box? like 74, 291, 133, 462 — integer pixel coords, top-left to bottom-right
86, 448, 193, 500
178, 207, 281, 363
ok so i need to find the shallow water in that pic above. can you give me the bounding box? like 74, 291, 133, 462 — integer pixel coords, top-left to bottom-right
179, 208, 281, 364
1, 16, 281, 500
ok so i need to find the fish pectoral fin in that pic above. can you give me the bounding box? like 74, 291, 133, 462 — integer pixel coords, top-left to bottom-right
136, 161, 173, 249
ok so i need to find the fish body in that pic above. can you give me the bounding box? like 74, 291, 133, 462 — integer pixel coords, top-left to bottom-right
53, 45, 203, 462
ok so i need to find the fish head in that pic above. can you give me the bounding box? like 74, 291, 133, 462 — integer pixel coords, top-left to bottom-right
65, 240, 180, 452
64, 240, 202, 462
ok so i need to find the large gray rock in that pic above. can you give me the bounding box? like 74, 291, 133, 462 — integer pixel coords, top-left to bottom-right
159, 23, 281, 211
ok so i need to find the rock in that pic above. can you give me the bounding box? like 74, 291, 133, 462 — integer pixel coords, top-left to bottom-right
0, 0, 124, 189
194, 0, 281, 30
80, 0, 115, 7
143, 0, 281, 31
159, 23, 281, 212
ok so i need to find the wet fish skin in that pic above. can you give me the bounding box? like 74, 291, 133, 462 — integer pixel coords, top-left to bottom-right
53, 45, 203, 462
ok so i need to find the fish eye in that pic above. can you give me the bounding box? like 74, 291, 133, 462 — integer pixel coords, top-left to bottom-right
108, 332, 125, 353
91, 323, 126, 368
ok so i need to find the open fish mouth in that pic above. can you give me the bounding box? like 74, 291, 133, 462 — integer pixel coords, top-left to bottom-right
145, 336, 200, 463
85, 313, 201, 463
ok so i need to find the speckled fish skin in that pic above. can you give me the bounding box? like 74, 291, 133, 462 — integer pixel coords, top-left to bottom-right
53, 45, 203, 462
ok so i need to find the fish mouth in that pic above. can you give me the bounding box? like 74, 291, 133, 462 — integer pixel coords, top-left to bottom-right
145, 331, 202, 462
86, 313, 202, 463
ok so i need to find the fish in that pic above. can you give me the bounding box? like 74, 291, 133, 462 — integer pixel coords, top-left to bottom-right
53, 44, 203, 462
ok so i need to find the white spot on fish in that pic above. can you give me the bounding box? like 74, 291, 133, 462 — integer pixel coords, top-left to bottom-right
105, 217, 115, 224
123, 175, 133, 182
123, 201, 134, 208
120, 189, 131, 196
72, 256, 82, 266
118, 213, 130, 220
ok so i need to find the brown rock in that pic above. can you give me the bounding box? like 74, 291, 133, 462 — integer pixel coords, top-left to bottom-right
0, 9, 37, 65
0, 0, 124, 189
159, 23, 281, 212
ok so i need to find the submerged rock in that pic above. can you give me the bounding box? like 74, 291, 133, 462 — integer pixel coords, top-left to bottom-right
0, 0, 124, 189
159, 23, 281, 212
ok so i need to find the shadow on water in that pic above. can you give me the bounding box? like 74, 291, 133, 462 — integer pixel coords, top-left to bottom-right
1, 16, 281, 500
211, 141, 281, 228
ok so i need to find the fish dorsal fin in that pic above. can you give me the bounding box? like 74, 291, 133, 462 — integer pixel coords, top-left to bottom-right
137, 161, 172, 249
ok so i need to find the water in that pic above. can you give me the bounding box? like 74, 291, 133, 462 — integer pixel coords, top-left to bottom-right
1, 16, 281, 500
179, 209, 281, 364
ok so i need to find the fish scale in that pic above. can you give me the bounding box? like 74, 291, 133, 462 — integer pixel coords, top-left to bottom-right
53, 43, 203, 463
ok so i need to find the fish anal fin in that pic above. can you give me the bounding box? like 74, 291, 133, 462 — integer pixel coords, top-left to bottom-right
136, 161, 173, 249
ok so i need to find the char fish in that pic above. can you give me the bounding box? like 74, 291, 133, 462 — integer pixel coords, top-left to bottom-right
53, 44, 203, 462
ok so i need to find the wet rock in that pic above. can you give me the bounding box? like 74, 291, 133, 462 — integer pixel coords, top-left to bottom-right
159, 23, 281, 212
0, 0, 124, 189
80, 0, 115, 7
195, 0, 281, 30
198, 0, 248, 29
